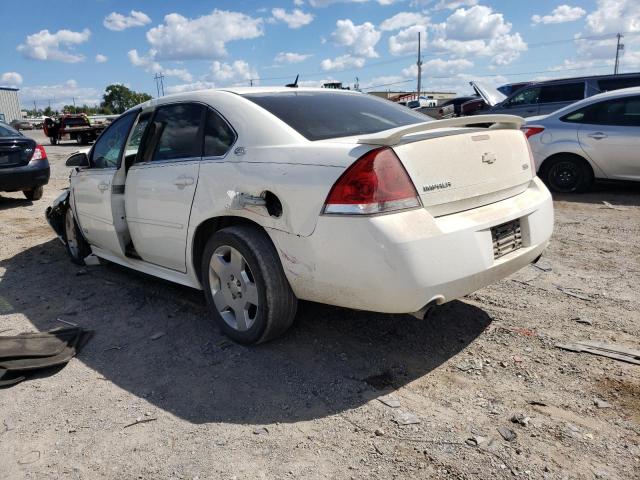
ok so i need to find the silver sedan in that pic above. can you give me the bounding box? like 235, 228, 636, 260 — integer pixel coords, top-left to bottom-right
523, 87, 640, 192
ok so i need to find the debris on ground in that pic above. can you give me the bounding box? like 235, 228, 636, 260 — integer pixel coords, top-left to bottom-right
555, 285, 593, 301
253, 427, 269, 435
150, 332, 166, 341
601, 201, 628, 211
377, 395, 400, 408
510, 413, 530, 427
497, 427, 517, 442
393, 411, 421, 426
555, 340, 640, 365
573, 317, 593, 325
123, 417, 158, 429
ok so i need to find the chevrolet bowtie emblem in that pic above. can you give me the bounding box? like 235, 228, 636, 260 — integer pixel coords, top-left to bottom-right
482, 152, 497, 164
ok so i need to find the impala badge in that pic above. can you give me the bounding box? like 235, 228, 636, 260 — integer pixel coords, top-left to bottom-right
482, 152, 497, 165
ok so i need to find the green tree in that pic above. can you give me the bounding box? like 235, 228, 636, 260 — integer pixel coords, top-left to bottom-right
43, 106, 54, 117
101, 84, 153, 114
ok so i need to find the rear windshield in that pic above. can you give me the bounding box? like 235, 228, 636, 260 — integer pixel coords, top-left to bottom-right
0, 123, 19, 137
243, 91, 427, 141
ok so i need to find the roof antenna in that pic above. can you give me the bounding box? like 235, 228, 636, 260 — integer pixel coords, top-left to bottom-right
286, 74, 299, 88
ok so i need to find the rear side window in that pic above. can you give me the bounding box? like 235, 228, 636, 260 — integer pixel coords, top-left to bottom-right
152, 103, 204, 161
598, 77, 640, 92
204, 109, 236, 157
538, 82, 584, 104
244, 91, 426, 141
562, 96, 640, 126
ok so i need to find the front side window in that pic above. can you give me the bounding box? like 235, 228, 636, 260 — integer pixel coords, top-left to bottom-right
90, 112, 137, 169
244, 91, 426, 141
538, 82, 584, 104
506, 87, 540, 106
598, 77, 640, 92
152, 103, 204, 161
124, 112, 152, 166
204, 108, 236, 157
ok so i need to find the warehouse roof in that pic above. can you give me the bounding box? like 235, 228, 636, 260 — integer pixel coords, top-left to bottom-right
0, 87, 19, 91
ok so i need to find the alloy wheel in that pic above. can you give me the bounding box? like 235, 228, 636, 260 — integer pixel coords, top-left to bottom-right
208, 245, 260, 332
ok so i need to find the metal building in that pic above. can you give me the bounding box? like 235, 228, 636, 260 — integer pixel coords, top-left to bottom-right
0, 87, 21, 123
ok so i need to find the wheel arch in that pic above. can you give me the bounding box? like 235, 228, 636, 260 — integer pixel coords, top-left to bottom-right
539, 152, 595, 178
191, 216, 274, 283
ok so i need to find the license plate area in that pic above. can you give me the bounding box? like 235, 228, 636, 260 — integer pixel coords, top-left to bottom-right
491, 219, 522, 259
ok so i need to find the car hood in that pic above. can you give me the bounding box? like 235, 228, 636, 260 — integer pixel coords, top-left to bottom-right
470, 81, 507, 107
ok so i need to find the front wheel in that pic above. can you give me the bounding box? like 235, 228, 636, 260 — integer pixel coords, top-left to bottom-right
63, 207, 91, 265
201, 226, 297, 344
542, 155, 593, 193
23, 186, 43, 201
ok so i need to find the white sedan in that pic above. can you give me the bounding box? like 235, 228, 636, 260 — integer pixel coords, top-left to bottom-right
47, 88, 553, 344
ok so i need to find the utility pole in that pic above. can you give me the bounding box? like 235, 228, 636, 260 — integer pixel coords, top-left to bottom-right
154, 73, 165, 97
416, 31, 423, 99
72, 96, 76, 113
614, 33, 624, 75
354, 76, 359, 91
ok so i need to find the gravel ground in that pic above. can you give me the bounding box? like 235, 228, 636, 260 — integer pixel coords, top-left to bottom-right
1, 130, 639, 480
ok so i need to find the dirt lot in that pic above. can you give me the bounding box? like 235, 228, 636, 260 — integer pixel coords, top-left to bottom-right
1, 130, 639, 479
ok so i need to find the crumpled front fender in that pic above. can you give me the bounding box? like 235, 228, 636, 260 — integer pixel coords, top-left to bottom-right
45, 189, 70, 241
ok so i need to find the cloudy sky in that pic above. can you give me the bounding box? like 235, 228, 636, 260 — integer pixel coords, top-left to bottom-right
1, 0, 639, 109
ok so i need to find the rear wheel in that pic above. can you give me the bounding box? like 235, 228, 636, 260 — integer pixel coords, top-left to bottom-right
23, 186, 43, 201
541, 155, 593, 193
63, 207, 91, 265
201, 225, 297, 345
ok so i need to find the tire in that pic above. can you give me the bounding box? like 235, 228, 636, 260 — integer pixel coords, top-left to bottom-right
201, 225, 297, 345
541, 155, 593, 193
23, 186, 43, 201
49, 137, 58, 145
63, 207, 91, 265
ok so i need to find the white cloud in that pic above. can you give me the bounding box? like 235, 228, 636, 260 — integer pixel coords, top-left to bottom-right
127, 49, 193, 82
294, 0, 305, 5
532, 5, 586, 25
17, 28, 90, 63
309, 0, 399, 6
380, 12, 429, 31
443, 5, 510, 41
402, 58, 473, 77
271, 8, 314, 28
275, 52, 312, 63
584, 0, 640, 35
331, 19, 381, 58
389, 25, 427, 55
165, 81, 218, 95
430, 0, 478, 10
19, 80, 101, 109
320, 54, 366, 71
146, 10, 264, 60
428, 6, 527, 65
95, 54, 108, 63
103, 10, 151, 31
207, 60, 258, 85
1, 72, 23, 86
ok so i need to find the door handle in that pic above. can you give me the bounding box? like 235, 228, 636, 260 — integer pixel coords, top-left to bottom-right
588, 132, 608, 140
173, 175, 195, 187
98, 182, 110, 191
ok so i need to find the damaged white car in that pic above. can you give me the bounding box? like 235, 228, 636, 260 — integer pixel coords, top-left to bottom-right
47, 88, 554, 344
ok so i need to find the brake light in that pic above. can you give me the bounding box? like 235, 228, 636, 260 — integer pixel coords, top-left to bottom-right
522, 126, 544, 139
522, 131, 537, 173
29, 144, 48, 162
323, 147, 421, 215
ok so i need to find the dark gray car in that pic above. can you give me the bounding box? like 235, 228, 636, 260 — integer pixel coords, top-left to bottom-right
472, 73, 640, 117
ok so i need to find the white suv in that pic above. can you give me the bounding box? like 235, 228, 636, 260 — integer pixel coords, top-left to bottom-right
47, 88, 553, 344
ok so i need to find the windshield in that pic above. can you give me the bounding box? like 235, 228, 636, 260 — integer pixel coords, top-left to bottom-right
244, 91, 427, 141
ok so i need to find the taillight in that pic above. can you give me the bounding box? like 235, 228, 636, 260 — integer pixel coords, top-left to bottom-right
522, 131, 536, 173
522, 126, 544, 139
29, 144, 47, 163
323, 147, 421, 215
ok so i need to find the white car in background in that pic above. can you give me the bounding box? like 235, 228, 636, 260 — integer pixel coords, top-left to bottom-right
524, 87, 640, 192
47, 88, 553, 344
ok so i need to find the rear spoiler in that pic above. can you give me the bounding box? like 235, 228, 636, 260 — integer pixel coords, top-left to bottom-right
357, 114, 525, 146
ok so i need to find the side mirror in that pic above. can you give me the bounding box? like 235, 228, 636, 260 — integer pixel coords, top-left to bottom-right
66, 152, 90, 167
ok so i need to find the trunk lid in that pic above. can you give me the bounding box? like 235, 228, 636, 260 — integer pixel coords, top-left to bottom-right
0, 138, 36, 169
355, 115, 532, 217
470, 80, 506, 107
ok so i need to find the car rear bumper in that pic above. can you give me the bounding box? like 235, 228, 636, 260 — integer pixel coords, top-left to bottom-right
270, 177, 554, 314
0, 161, 50, 192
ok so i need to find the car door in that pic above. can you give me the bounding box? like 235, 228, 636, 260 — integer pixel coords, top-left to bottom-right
497, 86, 541, 117
71, 111, 137, 254
576, 96, 640, 180
537, 82, 585, 115
124, 102, 204, 272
